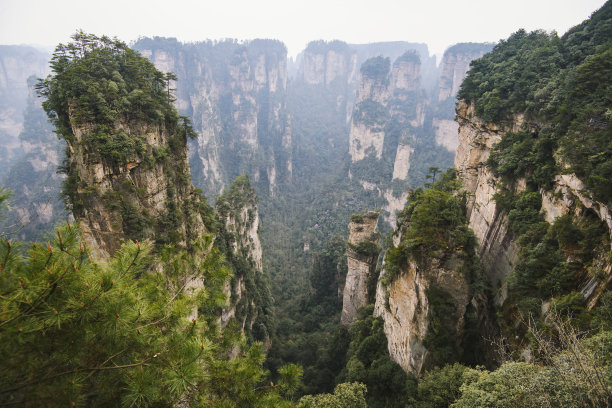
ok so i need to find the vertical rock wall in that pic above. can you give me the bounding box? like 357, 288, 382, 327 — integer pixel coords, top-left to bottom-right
135, 39, 292, 197
341, 211, 380, 325
374, 256, 469, 375
434, 43, 493, 153
216, 175, 268, 333
454, 100, 612, 306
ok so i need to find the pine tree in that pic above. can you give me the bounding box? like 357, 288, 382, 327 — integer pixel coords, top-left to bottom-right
0, 219, 296, 406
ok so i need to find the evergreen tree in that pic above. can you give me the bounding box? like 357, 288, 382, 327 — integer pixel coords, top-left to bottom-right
0, 208, 295, 406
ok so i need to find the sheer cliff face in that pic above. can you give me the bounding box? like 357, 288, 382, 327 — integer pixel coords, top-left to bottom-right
349, 55, 422, 162
374, 256, 469, 375
296, 41, 359, 123
0, 46, 49, 178
433, 44, 493, 154
300, 47, 358, 88
454, 101, 520, 298
349, 64, 392, 162
67, 120, 206, 260
341, 212, 380, 325
438, 48, 490, 103
136, 39, 292, 197
216, 176, 266, 331
347, 54, 424, 224
455, 100, 612, 307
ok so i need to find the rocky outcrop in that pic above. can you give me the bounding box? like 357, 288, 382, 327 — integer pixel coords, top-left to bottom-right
433, 119, 459, 152
47, 39, 272, 337
541, 174, 612, 309
374, 256, 470, 375
454, 101, 521, 298
348, 56, 392, 163
216, 175, 269, 333
299, 41, 358, 88
392, 144, 414, 180
135, 38, 292, 197
341, 211, 380, 325
349, 123, 386, 161
67, 120, 206, 260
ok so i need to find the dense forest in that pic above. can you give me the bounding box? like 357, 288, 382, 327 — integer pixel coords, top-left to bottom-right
1, 1, 612, 407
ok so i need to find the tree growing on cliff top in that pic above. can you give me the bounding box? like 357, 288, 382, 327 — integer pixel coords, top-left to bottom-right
36, 31, 196, 167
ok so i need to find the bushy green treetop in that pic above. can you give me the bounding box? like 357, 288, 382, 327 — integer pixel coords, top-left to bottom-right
36, 31, 196, 166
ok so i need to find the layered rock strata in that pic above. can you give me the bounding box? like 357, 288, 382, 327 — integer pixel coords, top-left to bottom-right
67, 120, 207, 261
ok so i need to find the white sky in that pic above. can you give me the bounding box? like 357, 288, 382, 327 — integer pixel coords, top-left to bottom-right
0, 0, 607, 58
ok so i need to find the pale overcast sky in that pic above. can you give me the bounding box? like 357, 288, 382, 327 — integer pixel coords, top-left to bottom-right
0, 0, 607, 58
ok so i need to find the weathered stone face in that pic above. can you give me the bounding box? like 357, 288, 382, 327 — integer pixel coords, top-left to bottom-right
301, 48, 358, 87
347, 55, 425, 226
68, 121, 205, 260
341, 212, 380, 325
437, 50, 488, 103
138, 40, 292, 197
454, 100, 612, 307
454, 101, 520, 301
374, 256, 470, 376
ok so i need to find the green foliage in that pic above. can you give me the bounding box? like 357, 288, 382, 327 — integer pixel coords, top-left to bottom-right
486, 129, 557, 189
350, 214, 364, 223
383, 169, 474, 284
394, 50, 420, 64
214, 175, 274, 342
423, 286, 460, 367
265, 236, 349, 396
348, 241, 381, 258
0, 223, 292, 407
337, 306, 415, 408
0, 187, 10, 210
278, 363, 304, 400
409, 363, 470, 408
495, 188, 610, 309
305, 40, 352, 55
37, 31, 196, 167
298, 382, 367, 408
506, 191, 543, 235
458, 29, 564, 123
444, 42, 494, 56
452, 331, 612, 407
353, 100, 388, 127
459, 3, 612, 204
